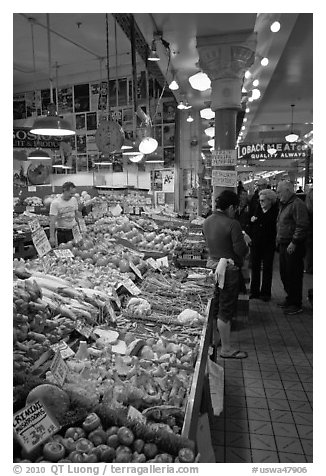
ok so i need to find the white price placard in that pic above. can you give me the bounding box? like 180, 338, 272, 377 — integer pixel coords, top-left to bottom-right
29, 218, 41, 233
31, 228, 52, 257
146, 257, 159, 270
121, 278, 141, 296
212, 169, 237, 187
53, 249, 74, 259
50, 350, 68, 386
75, 319, 93, 338
211, 149, 237, 166
26, 206, 35, 213
13, 400, 60, 452
156, 256, 169, 268
72, 223, 83, 243
50, 340, 75, 359
129, 261, 143, 279
110, 204, 123, 216
127, 405, 146, 423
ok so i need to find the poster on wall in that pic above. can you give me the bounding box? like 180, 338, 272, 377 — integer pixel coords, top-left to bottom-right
57, 87, 73, 114
90, 83, 100, 111
98, 81, 108, 111
163, 124, 175, 146
161, 169, 174, 193
153, 126, 162, 146
13, 94, 27, 120
151, 170, 163, 191
25, 91, 42, 117
164, 148, 175, 168
163, 101, 176, 123
74, 83, 90, 112
86, 133, 97, 153
75, 113, 86, 131
86, 112, 97, 131
109, 78, 128, 106
156, 191, 165, 205
76, 135, 87, 154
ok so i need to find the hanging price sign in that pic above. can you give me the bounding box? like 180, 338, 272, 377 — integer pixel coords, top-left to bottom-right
105, 299, 117, 320
117, 278, 141, 296
72, 223, 83, 243
211, 149, 237, 166
127, 405, 146, 423
129, 261, 143, 279
75, 319, 93, 338
31, 228, 52, 257
50, 350, 68, 386
53, 249, 74, 259
146, 257, 159, 270
50, 340, 75, 359
212, 170, 237, 187
13, 400, 60, 453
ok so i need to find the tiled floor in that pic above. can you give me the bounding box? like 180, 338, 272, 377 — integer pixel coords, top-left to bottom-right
210, 263, 313, 463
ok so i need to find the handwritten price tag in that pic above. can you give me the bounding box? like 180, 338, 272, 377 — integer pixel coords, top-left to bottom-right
72, 223, 83, 243
127, 405, 146, 423
50, 350, 68, 386
31, 228, 51, 257
156, 256, 169, 268
75, 319, 93, 338
146, 257, 159, 270
29, 218, 41, 233
13, 400, 60, 453
129, 261, 143, 279
53, 249, 74, 259
50, 340, 75, 359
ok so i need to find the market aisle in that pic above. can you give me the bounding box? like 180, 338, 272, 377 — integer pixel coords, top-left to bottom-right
210, 262, 313, 463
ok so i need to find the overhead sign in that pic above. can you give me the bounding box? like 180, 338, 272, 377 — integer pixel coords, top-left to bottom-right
212, 170, 237, 187
13, 128, 60, 149
212, 149, 237, 166
237, 142, 308, 161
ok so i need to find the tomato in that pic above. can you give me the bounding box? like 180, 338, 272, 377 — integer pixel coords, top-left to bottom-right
88, 428, 107, 446
42, 442, 66, 462
117, 427, 135, 446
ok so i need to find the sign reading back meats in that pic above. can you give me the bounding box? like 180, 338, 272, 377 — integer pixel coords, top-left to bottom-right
13, 128, 60, 149
237, 142, 308, 161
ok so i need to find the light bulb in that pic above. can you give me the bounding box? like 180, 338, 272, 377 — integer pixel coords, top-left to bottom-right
204, 127, 215, 138
245, 108, 250, 113
242, 87, 247, 93
139, 137, 158, 154
189, 71, 211, 91
245, 70, 251, 79
253, 79, 259, 87
243, 118, 247, 122
241, 126, 246, 131
169, 79, 179, 91
261, 57, 269, 66
251, 88, 261, 100
200, 108, 215, 120
186, 114, 194, 123
271, 21, 281, 33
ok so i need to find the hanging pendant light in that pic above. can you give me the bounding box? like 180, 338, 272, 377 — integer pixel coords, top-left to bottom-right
28, 148, 51, 160
204, 126, 215, 138
186, 113, 194, 123
169, 71, 179, 90
200, 108, 215, 120
285, 104, 299, 143
30, 14, 75, 137
148, 39, 160, 61
267, 127, 277, 155
189, 71, 211, 91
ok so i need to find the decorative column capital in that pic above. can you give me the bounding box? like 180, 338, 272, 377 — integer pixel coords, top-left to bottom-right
196, 30, 257, 81
196, 30, 257, 111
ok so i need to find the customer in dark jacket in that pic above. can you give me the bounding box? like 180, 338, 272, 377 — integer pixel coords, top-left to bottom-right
249, 189, 278, 301
276, 180, 310, 314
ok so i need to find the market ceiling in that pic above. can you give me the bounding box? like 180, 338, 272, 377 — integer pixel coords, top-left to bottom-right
13, 12, 313, 150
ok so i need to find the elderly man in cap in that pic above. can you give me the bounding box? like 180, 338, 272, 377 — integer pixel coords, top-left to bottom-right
49, 181, 81, 246
276, 180, 309, 315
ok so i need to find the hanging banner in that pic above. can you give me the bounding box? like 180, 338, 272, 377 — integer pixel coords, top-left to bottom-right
237, 142, 308, 161
161, 169, 174, 192
211, 149, 237, 166
212, 170, 237, 187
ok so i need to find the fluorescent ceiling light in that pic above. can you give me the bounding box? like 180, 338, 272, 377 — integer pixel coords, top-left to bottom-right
189, 71, 211, 91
